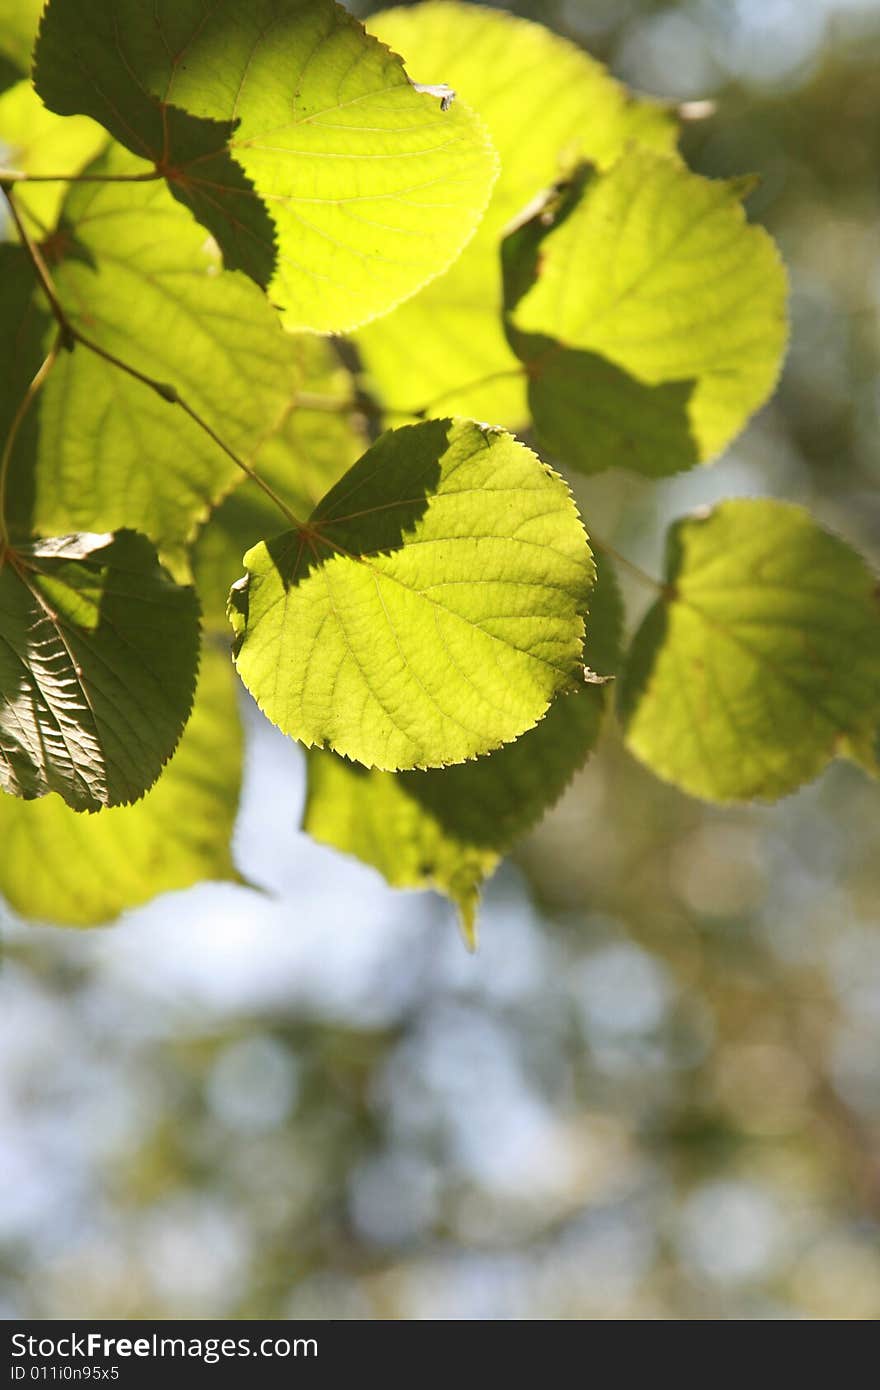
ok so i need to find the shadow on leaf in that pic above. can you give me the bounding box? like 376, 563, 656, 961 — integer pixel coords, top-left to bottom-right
616, 598, 671, 736
526, 336, 700, 478
501, 172, 700, 478
162, 105, 278, 290
258, 418, 454, 593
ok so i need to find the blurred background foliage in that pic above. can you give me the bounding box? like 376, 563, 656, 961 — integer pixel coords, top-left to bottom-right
2, 0, 880, 1320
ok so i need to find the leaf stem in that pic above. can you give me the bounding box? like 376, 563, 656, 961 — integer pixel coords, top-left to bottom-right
292, 390, 409, 421
590, 535, 665, 594
294, 365, 528, 424
177, 399, 304, 529
2, 184, 75, 349
413, 367, 527, 419
3, 183, 305, 533
76, 333, 305, 529
0, 333, 62, 551
0, 167, 162, 184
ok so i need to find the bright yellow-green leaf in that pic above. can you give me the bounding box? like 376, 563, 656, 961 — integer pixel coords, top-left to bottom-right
33, 0, 498, 332
511, 151, 788, 472
0, 643, 242, 925
303, 555, 622, 939
0, 78, 106, 231
0, 0, 41, 79
618, 500, 880, 801
15, 144, 303, 556
229, 418, 594, 770
0, 530, 199, 812
356, 1, 678, 424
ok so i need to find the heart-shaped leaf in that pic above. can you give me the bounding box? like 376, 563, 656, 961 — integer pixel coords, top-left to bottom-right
304, 554, 622, 937
618, 500, 880, 800
229, 418, 594, 770
509, 150, 788, 471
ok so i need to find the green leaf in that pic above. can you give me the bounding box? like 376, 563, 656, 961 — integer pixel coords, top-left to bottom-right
356, 1, 677, 424
0, 78, 106, 231
304, 751, 497, 947
194, 337, 368, 632
618, 500, 880, 802
509, 150, 788, 473
840, 723, 880, 780
0, 642, 242, 925
11, 144, 303, 556
0, 0, 42, 81
0, 530, 199, 811
33, 0, 498, 332
304, 554, 622, 940
229, 418, 594, 770
390, 551, 622, 845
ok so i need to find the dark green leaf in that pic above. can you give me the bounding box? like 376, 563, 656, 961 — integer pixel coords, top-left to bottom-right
0, 530, 199, 811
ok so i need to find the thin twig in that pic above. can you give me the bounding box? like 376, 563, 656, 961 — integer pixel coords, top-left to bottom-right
177, 399, 304, 529
0, 167, 161, 185
72, 329, 178, 400
590, 535, 665, 594
292, 390, 410, 421
4, 184, 306, 532
74, 332, 306, 530
2, 184, 74, 348
0, 333, 62, 549
294, 365, 528, 424
414, 366, 527, 419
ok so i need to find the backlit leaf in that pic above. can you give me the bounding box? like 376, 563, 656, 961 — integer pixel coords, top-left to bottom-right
0, 0, 41, 82
194, 337, 368, 632
304, 555, 622, 938
0, 643, 242, 925
356, 1, 677, 425
12, 145, 302, 557
304, 751, 496, 946
618, 500, 880, 801
33, 0, 498, 332
0, 78, 105, 231
510, 150, 788, 473
229, 418, 594, 770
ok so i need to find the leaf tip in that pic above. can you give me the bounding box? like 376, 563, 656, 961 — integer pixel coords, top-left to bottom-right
456, 896, 480, 953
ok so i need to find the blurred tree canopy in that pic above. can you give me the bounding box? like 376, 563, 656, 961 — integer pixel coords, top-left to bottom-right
1, 0, 879, 1322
